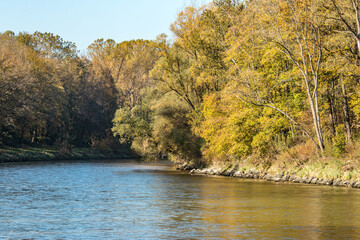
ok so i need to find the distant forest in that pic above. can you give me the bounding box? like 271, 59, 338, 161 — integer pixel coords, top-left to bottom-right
2, 0, 360, 166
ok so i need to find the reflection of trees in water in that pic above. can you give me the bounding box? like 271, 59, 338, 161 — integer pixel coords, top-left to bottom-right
154, 175, 360, 239
145, 172, 207, 238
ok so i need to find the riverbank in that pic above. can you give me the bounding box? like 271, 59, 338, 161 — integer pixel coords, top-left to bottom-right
177, 160, 360, 189
0, 146, 137, 163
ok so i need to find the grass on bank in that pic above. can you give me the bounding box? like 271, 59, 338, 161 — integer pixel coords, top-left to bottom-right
199, 140, 360, 182
0, 146, 136, 163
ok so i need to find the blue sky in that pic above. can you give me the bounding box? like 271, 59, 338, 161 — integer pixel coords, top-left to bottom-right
0, 0, 212, 53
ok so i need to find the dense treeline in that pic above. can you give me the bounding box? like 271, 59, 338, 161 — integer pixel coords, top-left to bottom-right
112, 0, 360, 166
3, 0, 360, 168
0, 30, 161, 152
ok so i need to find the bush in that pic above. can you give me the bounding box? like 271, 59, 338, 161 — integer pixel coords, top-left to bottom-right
333, 126, 346, 157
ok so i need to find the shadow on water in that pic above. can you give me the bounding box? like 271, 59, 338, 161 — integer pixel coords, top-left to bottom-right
0, 161, 359, 239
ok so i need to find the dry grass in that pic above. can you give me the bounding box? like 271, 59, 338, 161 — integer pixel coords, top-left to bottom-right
207, 139, 360, 181
277, 140, 317, 166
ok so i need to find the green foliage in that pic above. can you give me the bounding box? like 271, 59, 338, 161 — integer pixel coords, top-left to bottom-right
112, 91, 203, 162
3, 0, 360, 172
109, 0, 360, 165
0, 31, 121, 149
198, 90, 291, 162
332, 126, 347, 157
112, 104, 153, 146
0, 146, 133, 162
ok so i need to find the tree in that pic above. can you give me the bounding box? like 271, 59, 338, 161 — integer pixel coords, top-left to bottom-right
229, 0, 326, 151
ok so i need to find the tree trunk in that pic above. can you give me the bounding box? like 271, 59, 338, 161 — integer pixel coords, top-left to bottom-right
312, 100, 325, 152
341, 82, 352, 142
19, 127, 24, 146
305, 76, 325, 152
31, 129, 37, 143
328, 95, 336, 135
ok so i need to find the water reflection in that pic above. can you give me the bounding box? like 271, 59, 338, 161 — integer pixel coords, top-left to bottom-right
195, 178, 360, 239
0, 161, 360, 239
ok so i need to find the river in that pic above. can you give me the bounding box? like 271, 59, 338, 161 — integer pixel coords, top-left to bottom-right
0, 160, 359, 239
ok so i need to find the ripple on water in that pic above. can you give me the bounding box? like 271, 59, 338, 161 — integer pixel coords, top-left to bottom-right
0, 161, 360, 239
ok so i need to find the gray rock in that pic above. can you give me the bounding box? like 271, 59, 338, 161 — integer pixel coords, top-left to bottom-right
282, 175, 290, 182
318, 179, 326, 185
346, 181, 356, 187
247, 173, 254, 178
325, 179, 334, 186
299, 178, 307, 183
337, 181, 345, 187
350, 181, 357, 187
311, 178, 318, 184
253, 174, 260, 179
233, 171, 243, 178
306, 177, 314, 184
184, 164, 195, 171
292, 177, 300, 183
266, 175, 274, 181
276, 172, 284, 178
353, 182, 360, 188
333, 180, 343, 186
221, 171, 231, 176
177, 163, 188, 171
273, 177, 282, 182
289, 174, 297, 181
229, 169, 236, 177
213, 168, 221, 175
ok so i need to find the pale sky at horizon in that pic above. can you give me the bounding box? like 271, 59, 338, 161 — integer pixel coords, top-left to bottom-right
0, 0, 212, 53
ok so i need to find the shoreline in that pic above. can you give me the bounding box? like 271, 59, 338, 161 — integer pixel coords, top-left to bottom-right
0, 146, 137, 163
177, 162, 360, 189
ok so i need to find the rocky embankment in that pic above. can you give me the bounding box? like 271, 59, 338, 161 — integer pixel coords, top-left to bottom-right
177, 163, 360, 189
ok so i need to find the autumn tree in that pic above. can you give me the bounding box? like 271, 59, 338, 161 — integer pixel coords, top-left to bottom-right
226, 0, 326, 152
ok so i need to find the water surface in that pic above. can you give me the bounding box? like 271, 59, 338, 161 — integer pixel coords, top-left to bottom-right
0, 161, 359, 239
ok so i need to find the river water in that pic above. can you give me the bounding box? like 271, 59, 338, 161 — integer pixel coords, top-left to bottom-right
0, 160, 360, 239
